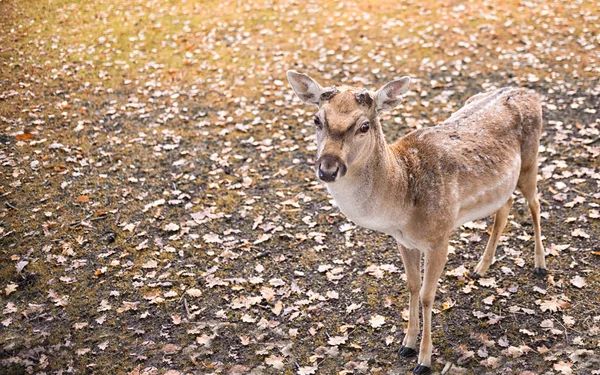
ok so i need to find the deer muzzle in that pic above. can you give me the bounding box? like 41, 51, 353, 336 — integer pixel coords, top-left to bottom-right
317, 154, 347, 183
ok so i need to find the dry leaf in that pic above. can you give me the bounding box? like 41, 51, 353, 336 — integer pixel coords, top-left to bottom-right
553, 361, 573, 375
265, 355, 284, 369
369, 314, 386, 329
328, 334, 348, 346
570, 275, 586, 289
5, 283, 18, 296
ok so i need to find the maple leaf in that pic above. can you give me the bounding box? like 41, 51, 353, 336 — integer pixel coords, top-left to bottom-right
539, 297, 571, 312
265, 355, 285, 369
482, 295, 495, 305
477, 277, 497, 288
203, 232, 222, 243
369, 314, 386, 329
241, 313, 256, 323
445, 265, 468, 278
163, 223, 180, 231
346, 303, 362, 314
562, 315, 575, 327
5, 283, 17, 296
297, 365, 318, 375
327, 334, 348, 346
553, 361, 573, 375
98, 341, 109, 351
571, 228, 590, 238
186, 288, 202, 297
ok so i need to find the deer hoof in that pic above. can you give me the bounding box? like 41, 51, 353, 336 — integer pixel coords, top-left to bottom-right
413, 364, 431, 375
534, 268, 547, 277
470, 271, 481, 280
398, 346, 417, 358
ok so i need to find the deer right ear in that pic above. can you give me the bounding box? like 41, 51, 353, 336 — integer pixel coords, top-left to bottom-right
287, 70, 324, 106
375, 76, 411, 112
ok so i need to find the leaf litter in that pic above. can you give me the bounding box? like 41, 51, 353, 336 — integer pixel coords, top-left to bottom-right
0, 0, 599, 374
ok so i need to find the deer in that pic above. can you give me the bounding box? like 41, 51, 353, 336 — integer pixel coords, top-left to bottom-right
286, 70, 547, 374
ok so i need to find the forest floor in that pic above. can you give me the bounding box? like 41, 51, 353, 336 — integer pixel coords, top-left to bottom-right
1, 0, 599, 374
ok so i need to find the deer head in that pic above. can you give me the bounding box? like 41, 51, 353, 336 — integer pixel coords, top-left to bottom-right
287, 70, 410, 183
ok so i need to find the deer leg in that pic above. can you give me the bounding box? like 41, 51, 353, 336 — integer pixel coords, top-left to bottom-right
397, 244, 421, 358
414, 242, 449, 375
518, 170, 546, 275
471, 197, 513, 279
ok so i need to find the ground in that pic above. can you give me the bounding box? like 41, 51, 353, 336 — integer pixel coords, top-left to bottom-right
1, 0, 599, 374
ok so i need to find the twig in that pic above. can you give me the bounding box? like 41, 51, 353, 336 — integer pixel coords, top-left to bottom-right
552, 316, 569, 344
571, 187, 593, 198
89, 214, 109, 222
183, 297, 191, 319
6, 202, 18, 210
69, 213, 93, 228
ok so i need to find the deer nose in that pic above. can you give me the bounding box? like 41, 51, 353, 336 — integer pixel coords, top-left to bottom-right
317, 154, 347, 183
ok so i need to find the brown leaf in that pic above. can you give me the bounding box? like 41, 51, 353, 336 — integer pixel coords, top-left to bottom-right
76, 195, 90, 203
15, 132, 34, 141
161, 344, 180, 354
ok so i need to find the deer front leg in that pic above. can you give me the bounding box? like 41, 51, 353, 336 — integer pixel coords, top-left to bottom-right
414, 241, 449, 375
397, 244, 421, 358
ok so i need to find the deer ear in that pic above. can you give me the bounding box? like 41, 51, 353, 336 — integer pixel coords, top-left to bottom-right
287, 70, 324, 106
375, 76, 411, 112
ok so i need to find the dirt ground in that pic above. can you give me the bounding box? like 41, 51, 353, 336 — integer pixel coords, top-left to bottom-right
1, 0, 599, 374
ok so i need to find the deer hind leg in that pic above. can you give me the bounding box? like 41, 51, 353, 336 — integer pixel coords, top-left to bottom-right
518, 169, 546, 275
397, 244, 421, 358
414, 241, 449, 375
471, 197, 513, 279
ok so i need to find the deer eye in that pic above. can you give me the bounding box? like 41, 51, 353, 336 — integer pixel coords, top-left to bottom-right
314, 115, 323, 129
359, 121, 370, 133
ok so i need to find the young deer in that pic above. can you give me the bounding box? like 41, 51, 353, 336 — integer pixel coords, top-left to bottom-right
287, 70, 546, 374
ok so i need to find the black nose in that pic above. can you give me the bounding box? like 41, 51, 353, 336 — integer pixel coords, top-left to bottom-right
317, 154, 346, 183
318, 166, 339, 182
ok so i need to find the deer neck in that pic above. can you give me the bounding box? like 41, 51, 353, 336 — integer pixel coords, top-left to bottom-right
325, 130, 408, 232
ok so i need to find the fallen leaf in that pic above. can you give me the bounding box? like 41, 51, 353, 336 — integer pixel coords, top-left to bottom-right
553, 361, 573, 375
5, 283, 18, 296
297, 365, 318, 375
76, 195, 90, 203
15, 132, 34, 141
265, 355, 284, 369
163, 223, 180, 232
369, 314, 386, 329
570, 275, 586, 289
186, 288, 202, 297
571, 228, 589, 238
327, 334, 348, 346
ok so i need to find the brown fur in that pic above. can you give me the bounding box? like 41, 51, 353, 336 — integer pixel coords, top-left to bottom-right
287, 71, 546, 372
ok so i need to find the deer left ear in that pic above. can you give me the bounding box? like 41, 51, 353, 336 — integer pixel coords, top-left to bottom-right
375, 76, 411, 112
287, 70, 324, 106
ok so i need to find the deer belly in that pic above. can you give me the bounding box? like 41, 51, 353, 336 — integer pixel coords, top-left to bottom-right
454, 166, 520, 228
